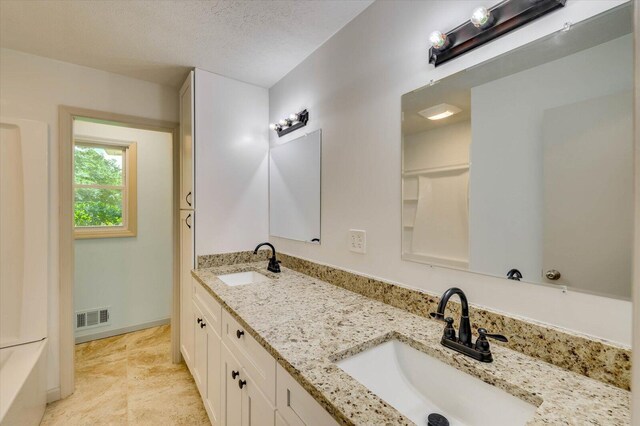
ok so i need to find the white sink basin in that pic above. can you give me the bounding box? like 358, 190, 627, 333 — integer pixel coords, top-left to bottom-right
336, 340, 537, 426
217, 271, 271, 286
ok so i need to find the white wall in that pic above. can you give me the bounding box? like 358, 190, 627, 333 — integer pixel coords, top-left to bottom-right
194, 69, 269, 256
73, 121, 173, 339
469, 36, 633, 292
269, 0, 633, 345
0, 48, 178, 394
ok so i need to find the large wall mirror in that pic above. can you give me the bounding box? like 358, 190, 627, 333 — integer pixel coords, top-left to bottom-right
401, 4, 633, 300
270, 129, 321, 243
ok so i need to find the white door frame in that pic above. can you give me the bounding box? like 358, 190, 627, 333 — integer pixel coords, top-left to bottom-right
58, 106, 180, 399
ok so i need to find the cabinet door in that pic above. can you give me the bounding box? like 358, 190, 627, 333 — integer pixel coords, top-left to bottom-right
193, 302, 207, 395
206, 319, 222, 425
221, 343, 242, 426
275, 364, 338, 426
179, 210, 195, 369
179, 70, 195, 209
242, 374, 275, 426
275, 411, 289, 426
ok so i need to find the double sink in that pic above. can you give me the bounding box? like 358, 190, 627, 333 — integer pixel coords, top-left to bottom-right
216, 269, 537, 426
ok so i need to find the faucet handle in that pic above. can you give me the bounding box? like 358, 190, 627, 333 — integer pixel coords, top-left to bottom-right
475, 328, 508, 352
478, 328, 508, 342
443, 317, 456, 340
429, 312, 445, 321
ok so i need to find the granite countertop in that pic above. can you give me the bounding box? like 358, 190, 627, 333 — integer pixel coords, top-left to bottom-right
192, 262, 630, 425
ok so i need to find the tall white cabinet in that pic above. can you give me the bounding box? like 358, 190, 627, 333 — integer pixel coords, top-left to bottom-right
180, 68, 335, 425
180, 71, 196, 371
179, 66, 268, 376
180, 71, 195, 210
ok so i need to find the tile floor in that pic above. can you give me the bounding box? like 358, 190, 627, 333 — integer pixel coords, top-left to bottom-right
41, 325, 210, 425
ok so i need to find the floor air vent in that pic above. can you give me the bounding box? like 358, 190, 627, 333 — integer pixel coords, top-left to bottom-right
76, 307, 111, 330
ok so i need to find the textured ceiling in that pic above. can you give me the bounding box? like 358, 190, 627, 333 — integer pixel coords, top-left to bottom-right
0, 0, 373, 88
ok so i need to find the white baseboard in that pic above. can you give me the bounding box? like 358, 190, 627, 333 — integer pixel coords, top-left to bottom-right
74, 318, 170, 344
47, 387, 61, 403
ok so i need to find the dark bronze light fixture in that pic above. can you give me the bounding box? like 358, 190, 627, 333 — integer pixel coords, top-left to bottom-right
269, 109, 309, 137
428, 0, 566, 67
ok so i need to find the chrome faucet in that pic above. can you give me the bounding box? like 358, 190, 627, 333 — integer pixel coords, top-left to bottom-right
430, 287, 507, 363
253, 242, 281, 273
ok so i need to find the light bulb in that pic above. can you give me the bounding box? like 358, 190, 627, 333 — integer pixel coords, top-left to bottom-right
429, 31, 447, 50
289, 113, 299, 122
470, 6, 491, 28
279, 119, 288, 126
269, 123, 277, 130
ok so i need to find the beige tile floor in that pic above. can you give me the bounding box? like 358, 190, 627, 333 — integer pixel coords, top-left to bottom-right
41, 325, 210, 425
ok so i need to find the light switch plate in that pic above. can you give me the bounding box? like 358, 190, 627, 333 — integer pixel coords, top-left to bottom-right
349, 229, 366, 253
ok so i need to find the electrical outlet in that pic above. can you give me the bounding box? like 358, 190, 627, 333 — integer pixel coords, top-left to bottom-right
349, 229, 366, 254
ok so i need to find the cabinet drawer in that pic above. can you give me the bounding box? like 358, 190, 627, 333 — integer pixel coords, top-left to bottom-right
276, 364, 338, 426
193, 277, 222, 336
222, 310, 276, 405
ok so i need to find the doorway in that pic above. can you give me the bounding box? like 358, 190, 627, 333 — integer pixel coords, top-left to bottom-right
58, 107, 180, 399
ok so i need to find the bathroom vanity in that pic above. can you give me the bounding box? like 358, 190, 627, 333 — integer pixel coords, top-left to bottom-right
185, 258, 630, 425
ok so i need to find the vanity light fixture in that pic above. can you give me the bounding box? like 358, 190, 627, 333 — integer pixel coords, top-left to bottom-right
270, 109, 309, 137
428, 0, 566, 67
418, 103, 462, 121
470, 6, 493, 29
428, 30, 448, 50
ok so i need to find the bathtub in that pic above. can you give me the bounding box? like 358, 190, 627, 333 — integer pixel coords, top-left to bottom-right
0, 117, 49, 426
0, 340, 47, 425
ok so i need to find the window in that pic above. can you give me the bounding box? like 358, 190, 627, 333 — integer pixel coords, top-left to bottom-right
73, 138, 137, 238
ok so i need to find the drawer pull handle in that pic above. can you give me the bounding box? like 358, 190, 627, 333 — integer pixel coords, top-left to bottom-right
236, 330, 245, 339
200, 322, 206, 328
238, 379, 247, 389
197, 318, 202, 324
231, 370, 239, 379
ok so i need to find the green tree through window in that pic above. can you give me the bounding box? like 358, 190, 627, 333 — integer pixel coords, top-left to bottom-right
74, 144, 125, 227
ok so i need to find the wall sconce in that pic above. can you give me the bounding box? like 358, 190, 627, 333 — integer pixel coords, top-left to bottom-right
428, 0, 566, 67
269, 109, 309, 137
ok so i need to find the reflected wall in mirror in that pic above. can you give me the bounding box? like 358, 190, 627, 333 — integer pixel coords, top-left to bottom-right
269, 129, 321, 243
401, 5, 633, 300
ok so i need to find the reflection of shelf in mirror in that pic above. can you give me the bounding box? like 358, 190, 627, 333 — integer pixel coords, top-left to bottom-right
403, 163, 469, 177
403, 198, 418, 202
402, 252, 469, 269
403, 224, 414, 229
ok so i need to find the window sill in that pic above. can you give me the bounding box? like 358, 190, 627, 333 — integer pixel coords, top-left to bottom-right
74, 228, 137, 239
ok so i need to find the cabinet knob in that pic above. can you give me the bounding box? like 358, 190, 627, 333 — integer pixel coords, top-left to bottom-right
186, 192, 192, 206
238, 379, 247, 389
197, 318, 202, 324
236, 330, 245, 339
231, 370, 239, 379
200, 322, 206, 328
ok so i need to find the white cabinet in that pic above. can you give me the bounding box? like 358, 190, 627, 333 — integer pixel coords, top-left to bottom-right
180, 210, 195, 370
193, 301, 208, 393
180, 70, 195, 210
241, 368, 275, 426
206, 318, 222, 425
222, 311, 276, 405
189, 281, 336, 426
221, 342, 274, 426
275, 364, 339, 426
193, 283, 223, 425
221, 342, 243, 426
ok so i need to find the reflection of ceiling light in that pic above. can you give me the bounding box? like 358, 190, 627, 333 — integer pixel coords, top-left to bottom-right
418, 103, 462, 120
